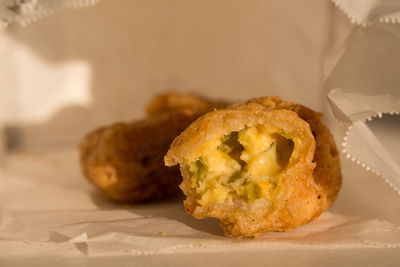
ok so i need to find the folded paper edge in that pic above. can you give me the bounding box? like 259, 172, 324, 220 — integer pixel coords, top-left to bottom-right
331, 0, 400, 26
328, 89, 400, 195
1, 0, 100, 28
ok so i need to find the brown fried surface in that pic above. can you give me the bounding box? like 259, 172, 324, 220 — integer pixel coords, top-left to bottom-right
80, 110, 202, 203
165, 99, 342, 237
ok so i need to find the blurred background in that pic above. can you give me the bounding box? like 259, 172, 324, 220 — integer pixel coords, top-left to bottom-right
0, 0, 348, 154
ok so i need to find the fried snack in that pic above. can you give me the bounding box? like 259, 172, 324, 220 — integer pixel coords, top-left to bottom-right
80, 110, 203, 203
146, 92, 228, 117
80, 92, 228, 203
165, 99, 341, 237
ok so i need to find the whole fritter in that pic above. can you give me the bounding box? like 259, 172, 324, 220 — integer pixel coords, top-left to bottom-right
80, 92, 228, 203
80, 110, 200, 202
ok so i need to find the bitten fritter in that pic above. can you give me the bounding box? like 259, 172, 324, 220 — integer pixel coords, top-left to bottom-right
80, 92, 228, 203
165, 99, 342, 237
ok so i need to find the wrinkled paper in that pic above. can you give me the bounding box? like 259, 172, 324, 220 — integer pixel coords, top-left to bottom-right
1, 148, 400, 257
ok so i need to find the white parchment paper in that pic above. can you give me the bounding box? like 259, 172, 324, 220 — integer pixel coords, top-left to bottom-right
1, 150, 400, 257
325, 8, 400, 194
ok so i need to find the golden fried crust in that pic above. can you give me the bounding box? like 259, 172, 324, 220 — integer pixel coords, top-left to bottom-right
165, 104, 331, 237
146, 92, 228, 117
80, 110, 202, 203
248, 97, 342, 210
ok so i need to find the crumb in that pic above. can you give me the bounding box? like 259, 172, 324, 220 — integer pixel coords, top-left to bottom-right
160, 231, 166, 237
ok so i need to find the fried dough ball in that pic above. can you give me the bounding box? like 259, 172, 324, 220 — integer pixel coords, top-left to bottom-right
165, 99, 341, 237
80, 110, 200, 202
80, 92, 228, 203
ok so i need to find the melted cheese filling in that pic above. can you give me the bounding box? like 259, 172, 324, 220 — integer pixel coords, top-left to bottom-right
189, 125, 294, 207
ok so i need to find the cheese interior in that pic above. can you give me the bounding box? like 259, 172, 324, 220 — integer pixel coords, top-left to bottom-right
189, 125, 294, 207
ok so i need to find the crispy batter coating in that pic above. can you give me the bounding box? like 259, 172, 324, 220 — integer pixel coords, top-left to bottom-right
80, 92, 228, 203
165, 99, 342, 237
